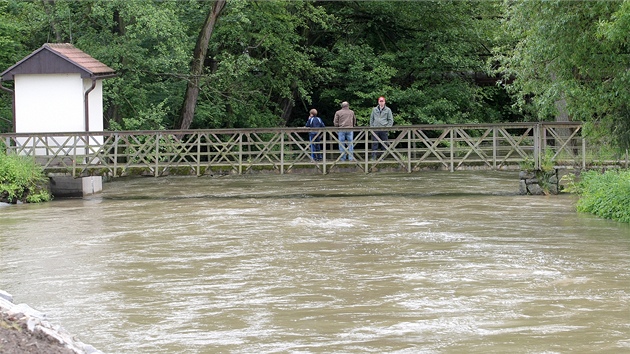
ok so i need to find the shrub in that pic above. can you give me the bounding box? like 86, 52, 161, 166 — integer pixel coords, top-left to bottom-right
0, 150, 52, 203
574, 169, 630, 223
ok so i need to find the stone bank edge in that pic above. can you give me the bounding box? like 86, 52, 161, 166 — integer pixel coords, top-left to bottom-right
0, 289, 103, 354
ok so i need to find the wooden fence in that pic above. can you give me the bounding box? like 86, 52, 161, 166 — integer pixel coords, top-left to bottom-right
1, 122, 621, 177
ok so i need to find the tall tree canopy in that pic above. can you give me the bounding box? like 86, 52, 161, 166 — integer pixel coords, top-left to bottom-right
0, 0, 508, 132
315, 1, 504, 126
0, 0, 627, 152
496, 0, 630, 150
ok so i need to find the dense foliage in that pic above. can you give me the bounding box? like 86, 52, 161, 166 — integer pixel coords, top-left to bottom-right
0, 148, 52, 203
571, 169, 630, 224
0, 0, 511, 132
496, 0, 630, 151
0, 0, 628, 152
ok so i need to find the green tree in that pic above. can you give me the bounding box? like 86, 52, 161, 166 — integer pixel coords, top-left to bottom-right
0, 0, 43, 132
76, 0, 195, 130
0, 0, 198, 131
307, 1, 506, 127
190, 0, 332, 128
496, 0, 630, 151
597, 1, 630, 150
0, 0, 509, 132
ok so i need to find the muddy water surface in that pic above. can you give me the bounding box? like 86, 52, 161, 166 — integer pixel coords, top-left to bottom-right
1, 171, 629, 353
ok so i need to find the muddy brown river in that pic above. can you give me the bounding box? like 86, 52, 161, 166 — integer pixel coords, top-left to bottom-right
1, 171, 629, 353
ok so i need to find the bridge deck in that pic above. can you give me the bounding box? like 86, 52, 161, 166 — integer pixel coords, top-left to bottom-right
1, 122, 623, 177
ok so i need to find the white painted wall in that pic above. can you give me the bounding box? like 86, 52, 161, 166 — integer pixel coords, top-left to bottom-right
15, 73, 85, 133
14, 73, 105, 157
84, 78, 104, 132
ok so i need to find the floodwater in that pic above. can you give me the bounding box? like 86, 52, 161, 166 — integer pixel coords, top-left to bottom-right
1, 171, 629, 354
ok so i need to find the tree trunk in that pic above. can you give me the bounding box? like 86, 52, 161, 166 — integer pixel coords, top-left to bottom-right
551, 72, 573, 153
279, 97, 293, 127
42, 0, 62, 42
176, 0, 226, 130
555, 97, 569, 122
279, 82, 299, 126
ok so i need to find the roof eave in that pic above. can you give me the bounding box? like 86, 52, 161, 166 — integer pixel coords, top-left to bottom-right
0, 44, 116, 81
0, 46, 48, 81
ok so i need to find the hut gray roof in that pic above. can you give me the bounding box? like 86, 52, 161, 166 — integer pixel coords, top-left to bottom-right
0, 43, 116, 81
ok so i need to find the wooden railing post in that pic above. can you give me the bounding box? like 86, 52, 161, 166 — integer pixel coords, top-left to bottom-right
114, 133, 119, 177
364, 129, 369, 173
533, 123, 541, 170
492, 126, 497, 170
72, 135, 78, 177
238, 133, 243, 175
280, 132, 285, 175
407, 128, 411, 173
582, 138, 587, 170
196, 132, 201, 176
322, 131, 327, 175
449, 128, 454, 172
155, 132, 160, 177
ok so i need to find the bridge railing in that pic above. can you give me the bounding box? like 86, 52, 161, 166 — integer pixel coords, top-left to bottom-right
0, 122, 613, 177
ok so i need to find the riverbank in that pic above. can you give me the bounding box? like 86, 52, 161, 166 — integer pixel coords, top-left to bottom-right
0, 290, 102, 354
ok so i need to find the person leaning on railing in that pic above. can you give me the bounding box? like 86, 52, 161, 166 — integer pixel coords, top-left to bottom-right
305, 108, 325, 161
334, 101, 357, 161
370, 96, 394, 160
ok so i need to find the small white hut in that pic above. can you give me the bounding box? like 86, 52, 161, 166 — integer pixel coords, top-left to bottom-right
0, 43, 116, 197
0, 43, 116, 133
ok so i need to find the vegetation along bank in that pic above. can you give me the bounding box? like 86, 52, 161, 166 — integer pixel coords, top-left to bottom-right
0, 148, 51, 204
566, 169, 630, 224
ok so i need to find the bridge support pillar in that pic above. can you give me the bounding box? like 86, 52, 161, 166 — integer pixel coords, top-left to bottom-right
48, 174, 102, 198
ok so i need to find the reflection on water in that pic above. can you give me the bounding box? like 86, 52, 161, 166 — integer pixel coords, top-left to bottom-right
1, 171, 629, 354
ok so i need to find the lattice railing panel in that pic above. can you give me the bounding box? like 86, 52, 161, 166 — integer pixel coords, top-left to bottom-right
0, 123, 596, 176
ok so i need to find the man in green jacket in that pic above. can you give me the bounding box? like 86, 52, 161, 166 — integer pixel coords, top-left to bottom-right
370, 96, 393, 160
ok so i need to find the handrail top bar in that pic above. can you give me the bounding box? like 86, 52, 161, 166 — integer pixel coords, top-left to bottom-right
0, 121, 583, 137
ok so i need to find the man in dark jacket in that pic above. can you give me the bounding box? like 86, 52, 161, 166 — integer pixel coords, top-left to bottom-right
333, 101, 357, 161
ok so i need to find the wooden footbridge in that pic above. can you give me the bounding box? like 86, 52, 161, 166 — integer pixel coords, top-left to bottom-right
0, 122, 624, 177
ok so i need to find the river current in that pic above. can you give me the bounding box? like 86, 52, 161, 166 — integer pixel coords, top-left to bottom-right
1, 171, 629, 353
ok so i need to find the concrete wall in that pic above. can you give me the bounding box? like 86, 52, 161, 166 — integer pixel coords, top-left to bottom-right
49, 175, 103, 198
